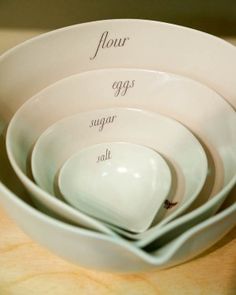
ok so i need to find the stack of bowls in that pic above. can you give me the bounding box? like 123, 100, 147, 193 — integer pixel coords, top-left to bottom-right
0, 19, 235, 272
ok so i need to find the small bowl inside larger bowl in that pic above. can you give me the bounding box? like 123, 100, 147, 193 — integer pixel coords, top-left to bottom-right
56, 141, 172, 233
1, 20, 236, 271
27, 107, 207, 234
6, 67, 236, 244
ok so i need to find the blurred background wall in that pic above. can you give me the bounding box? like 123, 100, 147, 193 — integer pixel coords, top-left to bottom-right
0, 0, 236, 53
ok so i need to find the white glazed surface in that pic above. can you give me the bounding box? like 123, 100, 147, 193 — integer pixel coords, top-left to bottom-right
0, 19, 236, 130
6, 68, 233, 195
0, 20, 236, 270
11, 107, 208, 233
6, 69, 236, 244
58, 142, 172, 232
0, 181, 235, 272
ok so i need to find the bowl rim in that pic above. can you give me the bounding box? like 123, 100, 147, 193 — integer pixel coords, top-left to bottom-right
1, 19, 236, 60
0, 179, 235, 266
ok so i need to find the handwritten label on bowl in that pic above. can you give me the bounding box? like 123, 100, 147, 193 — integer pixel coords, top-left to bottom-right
90, 31, 130, 60
97, 148, 112, 163
89, 115, 117, 132
112, 80, 135, 97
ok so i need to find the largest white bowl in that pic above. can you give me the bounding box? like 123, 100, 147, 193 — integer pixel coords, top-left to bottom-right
0, 19, 236, 271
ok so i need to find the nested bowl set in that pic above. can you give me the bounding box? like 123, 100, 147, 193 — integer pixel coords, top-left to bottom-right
0, 19, 235, 272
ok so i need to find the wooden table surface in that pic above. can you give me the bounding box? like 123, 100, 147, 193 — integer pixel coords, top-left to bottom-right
0, 29, 236, 295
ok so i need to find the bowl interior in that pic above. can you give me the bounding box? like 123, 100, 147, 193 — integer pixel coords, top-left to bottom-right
6, 68, 236, 242
7, 68, 236, 191
57, 141, 172, 232
27, 107, 207, 231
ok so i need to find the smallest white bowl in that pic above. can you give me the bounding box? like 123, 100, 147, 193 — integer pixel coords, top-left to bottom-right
56, 142, 172, 233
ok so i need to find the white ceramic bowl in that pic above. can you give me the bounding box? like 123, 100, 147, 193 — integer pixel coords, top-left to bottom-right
1, 20, 236, 270
6, 68, 236, 244
7, 69, 236, 195
1, 130, 233, 256
57, 142, 172, 232
9, 107, 207, 233
6, 68, 233, 202
0, 181, 235, 272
